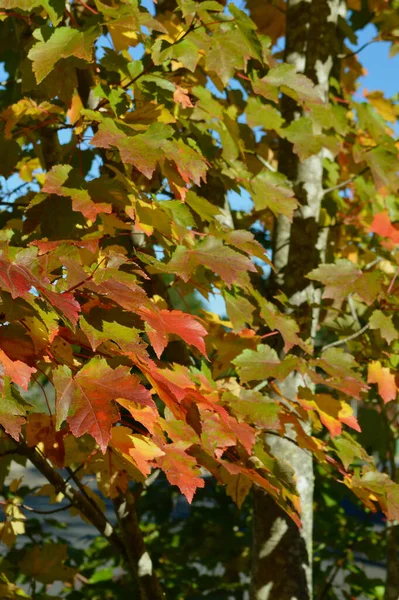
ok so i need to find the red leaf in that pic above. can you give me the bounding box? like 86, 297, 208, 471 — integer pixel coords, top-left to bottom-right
139, 308, 208, 359
0, 349, 36, 391
41, 290, 80, 328
0, 414, 26, 441
0, 254, 80, 326
54, 358, 156, 452
156, 442, 205, 503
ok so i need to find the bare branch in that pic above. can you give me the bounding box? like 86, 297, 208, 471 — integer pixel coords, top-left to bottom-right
322, 167, 369, 196
321, 323, 370, 351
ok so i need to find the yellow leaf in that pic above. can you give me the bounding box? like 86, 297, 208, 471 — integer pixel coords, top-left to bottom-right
366, 91, 398, 124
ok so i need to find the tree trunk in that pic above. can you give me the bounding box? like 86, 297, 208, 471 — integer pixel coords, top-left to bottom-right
385, 523, 399, 600
251, 1, 346, 599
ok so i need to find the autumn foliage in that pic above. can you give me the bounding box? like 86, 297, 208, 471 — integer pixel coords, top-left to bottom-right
0, 0, 398, 596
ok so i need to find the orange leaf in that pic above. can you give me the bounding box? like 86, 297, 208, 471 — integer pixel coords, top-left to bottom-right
368, 361, 397, 404
173, 85, 194, 109
370, 211, 399, 244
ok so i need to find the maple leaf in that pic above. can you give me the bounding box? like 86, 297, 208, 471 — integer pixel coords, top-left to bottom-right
253, 63, 323, 105
19, 543, 76, 584
370, 211, 399, 244
250, 170, 298, 221
232, 345, 299, 383
139, 307, 208, 358
223, 389, 281, 430
110, 426, 164, 476
0, 254, 80, 326
307, 259, 382, 304
257, 297, 310, 353
245, 97, 283, 131
283, 117, 340, 160
206, 28, 248, 85
28, 26, 100, 83
173, 85, 194, 108
369, 310, 398, 345
0, 348, 36, 390
43, 165, 112, 221
368, 361, 397, 404
54, 358, 156, 452
224, 292, 255, 331
311, 349, 368, 400
0, 376, 32, 441
91, 119, 173, 179
168, 237, 257, 288
298, 388, 360, 437
156, 441, 205, 503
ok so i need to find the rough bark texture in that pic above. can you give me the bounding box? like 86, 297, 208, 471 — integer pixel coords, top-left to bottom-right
251, 1, 346, 599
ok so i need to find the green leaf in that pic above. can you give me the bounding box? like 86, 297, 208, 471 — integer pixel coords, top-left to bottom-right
42, 165, 112, 220
228, 4, 262, 62
253, 64, 323, 105
283, 117, 340, 160
307, 259, 383, 303
206, 28, 248, 85
0, 0, 64, 24
369, 310, 398, 344
250, 169, 298, 221
91, 119, 173, 178
245, 97, 283, 132
232, 344, 298, 383
0, 377, 32, 442
223, 389, 280, 429
224, 291, 255, 331
168, 237, 257, 288
185, 190, 221, 221
28, 26, 100, 83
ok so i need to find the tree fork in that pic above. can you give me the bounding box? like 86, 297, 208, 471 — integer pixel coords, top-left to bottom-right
251, 1, 346, 599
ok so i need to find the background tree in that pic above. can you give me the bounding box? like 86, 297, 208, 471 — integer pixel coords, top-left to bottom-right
0, 0, 398, 599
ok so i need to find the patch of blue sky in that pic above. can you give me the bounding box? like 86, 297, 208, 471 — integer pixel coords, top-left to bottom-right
228, 188, 253, 212
57, 127, 73, 145
201, 290, 227, 317
0, 62, 8, 83
347, 24, 399, 99
129, 43, 145, 62
139, 0, 155, 16
86, 155, 103, 181
95, 33, 115, 60
206, 77, 227, 100
153, 244, 165, 259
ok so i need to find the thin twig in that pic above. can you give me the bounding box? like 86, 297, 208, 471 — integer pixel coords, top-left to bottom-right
76, 0, 98, 14
322, 167, 368, 196
64, 256, 106, 294
387, 266, 399, 295
21, 502, 73, 515
321, 323, 370, 351
339, 38, 378, 60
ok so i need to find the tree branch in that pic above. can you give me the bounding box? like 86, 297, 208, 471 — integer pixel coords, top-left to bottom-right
321, 323, 370, 351
339, 38, 378, 60
4, 436, 126, 556
322, 167, 369, 196
113, 489, 165, 600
